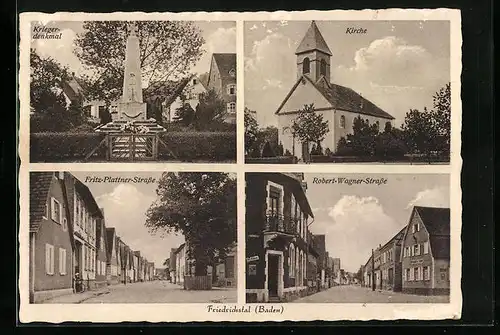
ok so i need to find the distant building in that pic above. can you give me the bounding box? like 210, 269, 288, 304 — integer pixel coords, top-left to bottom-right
401, 206, 450, 295
94, 209, 108, 288
105, 228, 120, 285
206, 53, 237, 124
379, 227, 406, 292
163, 75, 208, 122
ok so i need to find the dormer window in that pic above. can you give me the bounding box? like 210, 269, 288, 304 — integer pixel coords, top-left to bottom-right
303, 57, 310, 74
227, 84, 236, 95
229, 68, 236, 77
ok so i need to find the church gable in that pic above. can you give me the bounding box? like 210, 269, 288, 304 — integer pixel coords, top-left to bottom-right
276, 76, 332, 115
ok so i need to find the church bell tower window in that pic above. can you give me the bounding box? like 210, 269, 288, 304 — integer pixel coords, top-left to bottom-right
303, 57, 310, 74
320, 59, 327, 77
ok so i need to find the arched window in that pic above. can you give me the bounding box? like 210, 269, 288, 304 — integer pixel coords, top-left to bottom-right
227, 102, 236, 114
295, 246, 299, 280
340, 115, 346, 129
375, 120, 380, 131
227, 84, 236, 95
320, 59, 327, 76
365, 119, 370, 125
303, 57, 310, 74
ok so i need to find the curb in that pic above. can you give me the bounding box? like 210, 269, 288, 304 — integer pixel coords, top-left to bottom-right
75, 290, 110, 304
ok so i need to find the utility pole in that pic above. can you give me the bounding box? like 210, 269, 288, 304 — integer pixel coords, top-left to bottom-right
371, 248, 375, 291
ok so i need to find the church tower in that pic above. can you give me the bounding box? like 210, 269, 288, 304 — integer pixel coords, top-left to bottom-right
295, 21, 332, 82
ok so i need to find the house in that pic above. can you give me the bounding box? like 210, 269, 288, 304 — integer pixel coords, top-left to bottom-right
401, 206, 450, 295
276, 21, 395, 161
163, 75, 208, 122
206, 53, 237, 124
245, 172, 319, 303
169, 248, 177, 283
105, 228, 120, 285
174, 243, 187, 285
378, 227, 406, 292
29, 172, 74, 303
134, 251, 143, 282
94, 209, 108, 288
115, 235, 122, 283
63, 173, 103, 291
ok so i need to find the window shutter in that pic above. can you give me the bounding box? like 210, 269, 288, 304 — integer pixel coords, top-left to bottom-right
45, 244, 51, 274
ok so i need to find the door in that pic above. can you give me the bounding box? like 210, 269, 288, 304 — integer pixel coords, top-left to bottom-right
268, 254, 279, 297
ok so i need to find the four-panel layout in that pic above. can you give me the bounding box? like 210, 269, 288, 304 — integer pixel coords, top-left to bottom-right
27, 19, 452, 304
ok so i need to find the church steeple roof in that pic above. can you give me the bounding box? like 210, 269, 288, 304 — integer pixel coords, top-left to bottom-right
295, 21, 332, 56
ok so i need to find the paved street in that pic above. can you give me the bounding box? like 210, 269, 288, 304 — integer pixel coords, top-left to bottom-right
44, 280, 236, 304
292, 285, 450, 303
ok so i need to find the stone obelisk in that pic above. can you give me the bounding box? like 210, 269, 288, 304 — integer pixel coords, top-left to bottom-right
117, 22, 146, 121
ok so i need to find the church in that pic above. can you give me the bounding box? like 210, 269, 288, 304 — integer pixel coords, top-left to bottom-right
276, 21, 395, 161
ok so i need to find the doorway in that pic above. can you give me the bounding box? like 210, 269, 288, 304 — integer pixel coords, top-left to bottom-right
268, 254, 280, 297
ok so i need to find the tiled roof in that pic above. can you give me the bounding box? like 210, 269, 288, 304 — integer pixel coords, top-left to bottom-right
276, 75, 395, 120
415, 206, 450, 260
212, 53, 236, 84
74, 178, 103, 218
29, 173, 53, 233
295, 21, 333, 56
308, 76, 395, 119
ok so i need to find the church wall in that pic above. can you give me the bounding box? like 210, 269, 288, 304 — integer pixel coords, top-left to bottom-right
333, 111, 394, 152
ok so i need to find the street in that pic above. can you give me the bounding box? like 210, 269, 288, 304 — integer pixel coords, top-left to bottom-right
45, 280, 236, 304
291, 285, 450, 303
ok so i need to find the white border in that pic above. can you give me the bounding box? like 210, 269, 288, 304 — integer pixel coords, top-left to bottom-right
19, 9, 462, 322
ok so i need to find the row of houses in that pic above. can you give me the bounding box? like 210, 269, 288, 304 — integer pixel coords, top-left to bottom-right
55, 53, 237, 125
245, 172, 335, 303
361, 206, 451, 296
29, 172, 156, 303
165, 242, 238, 289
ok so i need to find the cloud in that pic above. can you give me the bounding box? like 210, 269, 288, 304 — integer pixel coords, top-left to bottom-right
332, 36, 450, 124
96, 184, 183, 268
192, 26, 236, 75
244, 32, 296, 126
406, 187, 449, 209
309, 195, 402, 272
249, 24, 258, 31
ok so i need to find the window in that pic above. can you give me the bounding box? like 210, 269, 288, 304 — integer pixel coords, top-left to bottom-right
62, 218, 68, 231
412, 221, 419, 233
50, 198, 62, 223
227, 102, 236, 115
423, 266, 430, 280
414, 267, 419, 281
320, 59, 327, 76
289, 244, 295, 277
59, 248, 67, 275
340, 115, 346, 128
302, 57, 310, 74
295, 246, 299, 279
413, 244, 420, 256
423, 241, 429, 254
43, 202, 49, 219
405, 268, 411, 281
408, 267, 414, 281
192, 79, 197, 85
375, 121, 380, 131
45, 244, 54, 275
440, 268, 448, 281
227, 84, 236, 95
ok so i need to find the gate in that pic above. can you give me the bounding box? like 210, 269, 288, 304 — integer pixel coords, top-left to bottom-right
108, 134, 158, 161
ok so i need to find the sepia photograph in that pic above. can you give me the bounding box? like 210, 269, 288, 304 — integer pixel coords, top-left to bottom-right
245, 172, 451, 303
29, 20, 236, 162
244, 20, 451, 164
29, 171, 237, 303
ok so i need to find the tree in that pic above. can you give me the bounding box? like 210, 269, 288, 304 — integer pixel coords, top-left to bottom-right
401, 108, 436, 157
193, 89, 227, 130
145, 173, 236, 277
173, 103, 195, 127
430, 83, 451, 156
74, 21, 205, 104
244, 107, 259, 155
337, 116, 379, 156
291, 104, 329, 160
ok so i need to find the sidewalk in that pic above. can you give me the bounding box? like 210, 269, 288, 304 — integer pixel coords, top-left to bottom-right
42, 287, 111, 304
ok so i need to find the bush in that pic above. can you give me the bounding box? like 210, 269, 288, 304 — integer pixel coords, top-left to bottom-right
31, 131, 236, 162
158, 132, 236, 161
261, 141, 275, 157
31, 132, 107, 162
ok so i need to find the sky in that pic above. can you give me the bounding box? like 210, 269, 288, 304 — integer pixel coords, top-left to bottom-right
303, 173, 450, 273
244, 20, 451, 128
31, 20, 236, 82
69, 172, 179, 269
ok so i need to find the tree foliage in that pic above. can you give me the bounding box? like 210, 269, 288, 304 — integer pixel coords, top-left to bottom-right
74, 21, 205, 104
193, 89, 228, 130
244, 107, 259, 155
145, 172, 236, 276
173, 103, 196, 127
292, 103, 329, 148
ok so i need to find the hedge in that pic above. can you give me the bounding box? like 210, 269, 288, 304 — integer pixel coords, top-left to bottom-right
30, 132, 107, 162
30, 132, 236, 162
245, 156, 298, 164
158, 132, 236, 161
